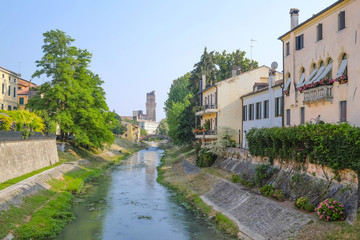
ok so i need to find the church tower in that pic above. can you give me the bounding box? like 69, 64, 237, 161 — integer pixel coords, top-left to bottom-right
145, 90, 156, 121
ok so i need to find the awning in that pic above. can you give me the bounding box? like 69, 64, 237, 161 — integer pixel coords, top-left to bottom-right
296, 72, 306, 88
300, 69, 317, 87
312, 62, 332, 84
309, 65, 325, 84
284, 77, 291, 90
336, 58, 347, 77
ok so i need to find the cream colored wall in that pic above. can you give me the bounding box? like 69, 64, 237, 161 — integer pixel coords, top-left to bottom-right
0, 69, 19, 110
282, 0, 360, 126
201, 113, 217, 130
122, 123, 140, 142
202, 86, 217, 106
216, 66, 282, 143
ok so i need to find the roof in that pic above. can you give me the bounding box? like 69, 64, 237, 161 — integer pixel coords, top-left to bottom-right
278, 0, 345, 40
241, 79, 283, 99
121, 116, 133, 121
18, 88, 29, 95
198, 65, 280, 94
18, 78, 37, 88
0, 66, 21, 77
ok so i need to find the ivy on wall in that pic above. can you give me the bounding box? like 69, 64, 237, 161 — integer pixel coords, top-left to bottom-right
246, 123, 360, 173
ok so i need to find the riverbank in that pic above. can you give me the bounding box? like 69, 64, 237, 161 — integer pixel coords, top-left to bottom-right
0, 138, 146, 240
157, 145, 360, 240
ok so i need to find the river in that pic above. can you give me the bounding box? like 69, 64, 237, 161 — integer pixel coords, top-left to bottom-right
57, 147, 232, 240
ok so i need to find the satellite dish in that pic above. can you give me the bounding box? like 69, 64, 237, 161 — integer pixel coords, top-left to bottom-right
271, 61, 278, 70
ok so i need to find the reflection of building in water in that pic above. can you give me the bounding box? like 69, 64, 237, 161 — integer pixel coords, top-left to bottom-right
144, 150, 157, 186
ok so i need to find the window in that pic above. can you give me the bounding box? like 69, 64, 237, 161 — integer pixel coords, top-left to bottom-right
286, 109, 290, 125
300, 107, 305, 124
14, 78, 16, 83
336, 54, 348, 78
286, 42, 290, 56
2, 84, 4, 94
8, 105, 11, 110
338, 11, 345, 31
256, 102, 262, 120
295, 34, 304, 50
275, 97, 282, 117
242, 105, 247, 121
19, 97, 24, 105
2, 74, 4, 78
8, 86, 10, 96
1, 104, 3, 110
13, 107, 17, 110
340, 101, 347, 122
317, 23, 323, 41
263, 100, 269, 118
13, 87, 16, 98
8, 76, 11, 81
249, 104, 254, 120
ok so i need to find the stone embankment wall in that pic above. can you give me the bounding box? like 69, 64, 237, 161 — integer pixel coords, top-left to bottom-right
0, 131, 58, 183
214, 148, 358, 222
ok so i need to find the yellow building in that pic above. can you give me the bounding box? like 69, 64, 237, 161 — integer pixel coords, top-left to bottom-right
17, 78, 37, 110
279, 0, 360, 126
121, 122, 140, 142
195, 66, 282, 146
0, 66, 20, 110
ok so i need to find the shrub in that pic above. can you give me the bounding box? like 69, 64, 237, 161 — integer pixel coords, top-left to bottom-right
260, 184, 275, 196
232, 174, 242, 183
273, 189, 285, 201
294, 196, 309, 210
255, 164, 274, 187
195, 148, 217, 167
315, 198, 346, 221
304, 202, 315, 212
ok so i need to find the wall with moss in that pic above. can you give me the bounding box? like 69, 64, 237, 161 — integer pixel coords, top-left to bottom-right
215, 148, 358, 222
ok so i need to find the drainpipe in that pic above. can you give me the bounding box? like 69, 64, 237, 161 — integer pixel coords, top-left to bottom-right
240, 96, 243, 148
281, 40, 285, 127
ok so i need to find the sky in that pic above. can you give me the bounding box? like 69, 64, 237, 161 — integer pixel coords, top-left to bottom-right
0, 0, 334, 121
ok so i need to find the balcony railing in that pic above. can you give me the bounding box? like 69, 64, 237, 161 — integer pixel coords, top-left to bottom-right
195, 130, 218, 139
303, 85, 333, 104
195, 104, 218, 116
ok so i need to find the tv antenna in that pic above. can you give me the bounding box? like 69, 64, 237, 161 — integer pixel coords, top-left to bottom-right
250, 39, 256, 69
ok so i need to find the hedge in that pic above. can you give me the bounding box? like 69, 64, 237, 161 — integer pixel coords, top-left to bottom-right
246, 123, 360, 173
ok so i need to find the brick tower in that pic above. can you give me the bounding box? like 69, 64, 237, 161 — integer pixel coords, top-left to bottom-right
145, 90, 156, 121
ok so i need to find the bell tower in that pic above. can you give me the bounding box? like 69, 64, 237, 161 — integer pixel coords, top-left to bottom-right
145, 90, 156, 121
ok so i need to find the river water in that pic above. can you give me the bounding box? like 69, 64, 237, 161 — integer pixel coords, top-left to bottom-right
57, 147, 232, 240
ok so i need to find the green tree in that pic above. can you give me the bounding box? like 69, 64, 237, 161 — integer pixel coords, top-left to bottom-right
140, 128, 148, 136
111, 111, 126, 135
156, 118, 169, 135
164, 73, 190, 114
28, 29, 115, 149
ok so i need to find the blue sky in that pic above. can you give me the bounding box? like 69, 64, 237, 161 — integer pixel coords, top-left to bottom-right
0, 0, 334, 120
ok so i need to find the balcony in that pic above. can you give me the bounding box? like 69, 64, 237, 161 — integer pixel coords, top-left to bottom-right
195, 130, 218, 139
303, 85, 333, 104
195, 104, 218, 116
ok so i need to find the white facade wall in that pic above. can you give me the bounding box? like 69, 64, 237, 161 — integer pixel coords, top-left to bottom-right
242, 84, 283, 148
139, 120, 159, 134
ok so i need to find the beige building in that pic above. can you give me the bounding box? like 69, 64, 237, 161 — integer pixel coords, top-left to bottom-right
0, 66, 20, 110
279, 0, 360, 126
121, 122, 140, 142
195, 66, 282, 145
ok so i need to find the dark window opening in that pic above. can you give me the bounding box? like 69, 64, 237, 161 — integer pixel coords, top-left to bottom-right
338, 11, 346, 31
317, 23, 323, 41
296, 34, 304, 50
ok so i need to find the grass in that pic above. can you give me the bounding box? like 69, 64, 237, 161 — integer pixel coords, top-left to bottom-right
0, 163, 62, 191
0, 138, 141, 239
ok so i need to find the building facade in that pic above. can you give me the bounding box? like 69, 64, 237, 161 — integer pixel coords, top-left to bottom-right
241, 73, 283, 148
279, 0, 360, 126
17, 78, 37, 109
0, 66, 20, 111
195, 66, 282, 146
121, 122, 140, 142
133, 90, 157, 122
138, 120, 159, 135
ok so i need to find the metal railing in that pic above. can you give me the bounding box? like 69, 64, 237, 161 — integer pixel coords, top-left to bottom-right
303, 85, 333, 103
194, 130, 217, 136
195, 104, 218, 112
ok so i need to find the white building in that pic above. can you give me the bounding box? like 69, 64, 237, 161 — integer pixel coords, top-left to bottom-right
138, 120, 159, 135
241, 72, 283, 148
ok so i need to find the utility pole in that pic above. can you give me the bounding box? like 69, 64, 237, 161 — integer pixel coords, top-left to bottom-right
250, 39, 256, 69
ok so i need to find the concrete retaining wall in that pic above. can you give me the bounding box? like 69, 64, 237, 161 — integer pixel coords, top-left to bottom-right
214, 148, 359, 222
0, 138, 59, 183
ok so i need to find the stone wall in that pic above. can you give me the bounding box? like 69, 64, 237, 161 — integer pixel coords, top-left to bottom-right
214, 148, 358, 222
0, 135, 59, 183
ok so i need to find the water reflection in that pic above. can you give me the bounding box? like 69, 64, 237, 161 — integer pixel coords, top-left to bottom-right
58, 148, 231, 240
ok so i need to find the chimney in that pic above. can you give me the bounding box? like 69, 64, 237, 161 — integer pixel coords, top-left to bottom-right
289, 8, 300, 29
201, 72, 206, 90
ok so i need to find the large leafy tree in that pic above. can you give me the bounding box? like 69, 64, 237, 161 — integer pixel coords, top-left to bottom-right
28, 29, 115, 149
156, 118, 169, 135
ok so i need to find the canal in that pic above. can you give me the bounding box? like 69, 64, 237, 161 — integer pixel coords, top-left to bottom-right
57, 147, 232, 240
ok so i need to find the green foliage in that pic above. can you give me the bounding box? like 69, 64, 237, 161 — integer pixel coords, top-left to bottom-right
304, 202, 315, 212
273, 189, 285, 201
315, 198, 346, 221
28, 29, 115, 149
195, 148, 217, 167
294, 197, 309, 210
232, 174, 242, 183
246, 123, 360, 173
111, 111, 126, 135
255, 164, 274, 187
0, 110, 45, 132
260, 184, 275, 196
156, 118, 169, 135
140, 128, 148, 136
215, 213, 239, 236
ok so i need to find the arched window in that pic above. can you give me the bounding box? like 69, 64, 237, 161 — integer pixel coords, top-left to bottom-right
336, 54, 348, 78
297, 68, 306, 87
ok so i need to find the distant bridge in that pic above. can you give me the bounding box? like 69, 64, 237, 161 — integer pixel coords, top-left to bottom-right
140, 134, 170, 141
